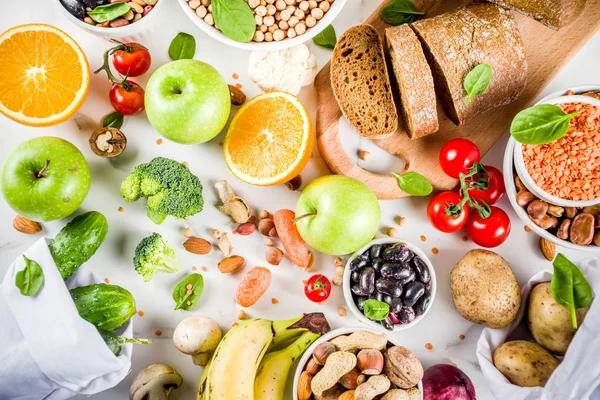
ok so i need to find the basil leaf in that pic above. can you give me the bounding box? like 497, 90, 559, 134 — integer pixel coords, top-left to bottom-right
168, 32, 197, 61
173, 273, 204, 311
392, 172, 433, 196
87, 2, 130, 23
511, 104, 579, 145
464, 64, 492, 105
363, 299, 390, 321
212, 0, 255, 43
15, 256, 44, 296
103, 112, 124, 129
313, 25, 337, 49
551, 253, 593, 329
381, 0, 424, 26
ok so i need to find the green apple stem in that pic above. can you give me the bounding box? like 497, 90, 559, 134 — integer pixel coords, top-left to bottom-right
292, 212, 316, 224
37, 158, 51, 178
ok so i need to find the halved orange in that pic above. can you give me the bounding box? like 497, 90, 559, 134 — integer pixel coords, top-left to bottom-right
0, 24, 90, 126
223, 92, 314, 186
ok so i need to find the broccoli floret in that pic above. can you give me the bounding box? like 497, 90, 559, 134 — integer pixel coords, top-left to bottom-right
120, 157, 203, 224
133, 233, 180, 282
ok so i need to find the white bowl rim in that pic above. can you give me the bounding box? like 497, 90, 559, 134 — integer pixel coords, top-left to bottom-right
177, 0, 348, 51
292, 326, 424, 400
342, 238, 437, 333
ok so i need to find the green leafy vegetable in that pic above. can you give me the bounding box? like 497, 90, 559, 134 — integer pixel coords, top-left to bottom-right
168, 32, 197, 61
464, 64, 492, 105
173, 273, 204, 310
381, 0, 424, 26
551, 253, 593, 329
312, 25, 337, 49
87, 2, 130, 23
511, 104, 579, 145
15, 256, 44, 296
362, 299, 390, 321
211, 0, 255, 43
392, 172, 433, 196
103, 112, 124, 129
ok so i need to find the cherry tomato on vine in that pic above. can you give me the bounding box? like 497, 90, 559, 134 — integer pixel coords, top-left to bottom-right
466, 206, 511, 248
439, 138, 481, 178
112, 42, 151, 77
304, 274, 331, 303
466, 165, 506, 205
427, 191, 470, 233
109, 80, 145, 116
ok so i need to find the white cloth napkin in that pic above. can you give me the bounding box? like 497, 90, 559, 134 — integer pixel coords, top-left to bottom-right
476, 258, 600, 400
0, 238, 133, 400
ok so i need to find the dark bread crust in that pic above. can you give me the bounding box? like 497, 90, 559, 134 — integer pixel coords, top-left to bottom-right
488, 0, 586, 30
411, 1, 528, 125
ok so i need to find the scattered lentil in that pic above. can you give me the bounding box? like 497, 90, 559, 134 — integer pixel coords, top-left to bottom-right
118, 207, 124, 212
432, 248, 439, 254
156, 138, 163, 145
338, 307, 347, 317
425, 343, 433, 350
155, 330, 162, 336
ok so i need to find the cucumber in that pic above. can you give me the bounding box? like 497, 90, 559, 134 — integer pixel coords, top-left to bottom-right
71, 283, 136, 331
49, 211, 108, 280
97, 328, 151, 356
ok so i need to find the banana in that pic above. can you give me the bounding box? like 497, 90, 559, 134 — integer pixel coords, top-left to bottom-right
197, 358, 211, 400
254, 331, 320, 400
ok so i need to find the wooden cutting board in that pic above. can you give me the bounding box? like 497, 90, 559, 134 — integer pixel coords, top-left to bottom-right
316, 0, 600, 199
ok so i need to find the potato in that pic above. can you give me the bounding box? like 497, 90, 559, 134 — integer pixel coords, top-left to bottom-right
451, 250, 521, 328
528, 282, 589, 355
493, 340, 559, 387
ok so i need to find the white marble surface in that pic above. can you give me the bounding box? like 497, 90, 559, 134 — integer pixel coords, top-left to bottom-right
1, 1, 599, 399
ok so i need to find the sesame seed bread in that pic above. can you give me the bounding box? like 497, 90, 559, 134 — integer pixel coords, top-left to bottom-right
488, 0, 586, 30
411, 1, 528, 126
385, 25, 439, 139
331, 24, 398, 139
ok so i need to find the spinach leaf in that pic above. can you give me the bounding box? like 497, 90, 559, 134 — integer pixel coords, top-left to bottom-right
88, 2, 130, 23
211, 0, 255, 43
381, 0, 424, 26
551, 253, 593, 329
464, 64, 492, 105
511, 104, 579, 145
313, 25, 337, 49
168, 32, 197, 61
15, 256, 44, 296
392, 172, 433, 196
363, 299, 390, 321
173, 273, 204, 310
103, 112, 124, 129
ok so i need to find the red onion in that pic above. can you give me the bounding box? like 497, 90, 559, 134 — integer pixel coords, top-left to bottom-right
422, 364, 476, 400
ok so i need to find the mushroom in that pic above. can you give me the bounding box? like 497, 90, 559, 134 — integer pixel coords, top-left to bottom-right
129, 364, 182, 400
173, 316, 222, 366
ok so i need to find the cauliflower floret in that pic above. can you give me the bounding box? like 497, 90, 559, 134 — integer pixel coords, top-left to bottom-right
248, 44, 318, 95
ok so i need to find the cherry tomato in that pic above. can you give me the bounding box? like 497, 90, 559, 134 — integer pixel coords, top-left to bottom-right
427, 191, 470, 233
466, 165, 506, 205
466, 206, 511, 248
304, 274, 331, 303
112, 42, 151, 77
109, 80, 145, 116
439, 138, 481, 178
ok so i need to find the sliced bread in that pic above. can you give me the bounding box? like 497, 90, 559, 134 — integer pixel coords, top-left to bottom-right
488, 0, 586, 30
331, 24, 398, 139
411, 1, 528, 125
385, 25, 438, 139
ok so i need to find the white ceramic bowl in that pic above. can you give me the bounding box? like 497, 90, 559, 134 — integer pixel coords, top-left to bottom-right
177, 0, 347, 51
342, 238, 437, 332
53, 0, 167, 40
292, 327, 424, 400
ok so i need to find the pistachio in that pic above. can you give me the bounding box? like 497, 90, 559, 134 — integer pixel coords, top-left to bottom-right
215, 181, 252, 223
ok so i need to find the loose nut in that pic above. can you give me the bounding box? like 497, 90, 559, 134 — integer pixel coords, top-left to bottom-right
556, 219, 571, 240
305, 357, 322, 375
268, 227, 278, 237
547, 205, 565, 218
354, 375, 391, 400
594, 231, 600, 246
228, 84, 246, 106
183, 237, 212, 254
383, 346, 423, 389
527, 199, 549, 219
236, 222, 256, 235
339, 370, 366, 389
357, 349, 384, 375
89, 127, 127, 158
516, 190, 536, 207
266, 247, 284, 265
183, 227, 194, 238
311, 352, 357, 396
539, 238, 556, 261
514, 175, 526, 192
258, 218, 275, 236
263, 237, 274, 246
211, 229, 221, 239
218, 255, 245, 273
531, 215, 558, 230
570, 213, 595, 245
285, 175, 302, 191
297, 371, 312, 400
217, 232, 233, 256
312, 342, 336, 365
358, 150, 370, 160
565, 207, 578, 218
332, 276, 342, 286
338, 390, 355, 400
13, 216, 42, 234
259, 210, 271, 219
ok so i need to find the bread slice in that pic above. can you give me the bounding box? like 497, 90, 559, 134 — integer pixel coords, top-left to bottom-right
411, 1, 527, 125
385, 25, 438, 139
488, 0, 586, 30
331, 24, 398, 139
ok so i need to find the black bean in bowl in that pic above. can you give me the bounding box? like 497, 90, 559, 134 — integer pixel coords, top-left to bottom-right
350, 242, 433, 331
60, 0, 158, 28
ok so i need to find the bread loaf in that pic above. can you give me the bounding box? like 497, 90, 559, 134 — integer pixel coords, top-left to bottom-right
331, 24, 398, 139
411, 1, 527, 125
385, 25, 438, 139
488, 0, 586, 30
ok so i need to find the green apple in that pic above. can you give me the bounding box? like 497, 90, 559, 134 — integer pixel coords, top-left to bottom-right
295, 175, 381, 255
145, 59, 231, 144
1, 136, 91, 222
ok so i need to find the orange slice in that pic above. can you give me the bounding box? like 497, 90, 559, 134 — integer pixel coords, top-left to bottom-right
223, 91, 314, 186
0, 24, 90, 126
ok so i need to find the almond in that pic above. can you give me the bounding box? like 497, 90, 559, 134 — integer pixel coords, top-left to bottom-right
297, 371, 312, 400
183, 237, 212, 255
338, 390, 355, 400
539, 237, 556, 261
266, 247, 284, 265
13, 216, 42, 234
218, 255, 245, 273
228, 84, 246, 106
